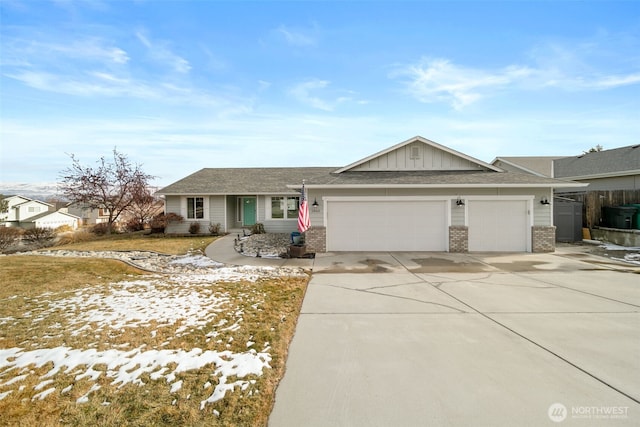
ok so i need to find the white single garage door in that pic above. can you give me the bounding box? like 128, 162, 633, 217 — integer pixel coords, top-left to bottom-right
327, 199, 448, 251
468, 200, 529, 252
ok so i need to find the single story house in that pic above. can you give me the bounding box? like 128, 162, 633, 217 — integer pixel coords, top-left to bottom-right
156, 136, 586, 253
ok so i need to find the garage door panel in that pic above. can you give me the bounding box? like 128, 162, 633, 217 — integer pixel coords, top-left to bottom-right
327, 200, 447, 251
468, 200, 528, 252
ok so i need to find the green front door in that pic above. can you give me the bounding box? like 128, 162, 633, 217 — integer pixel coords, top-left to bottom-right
243, 197, 257, 226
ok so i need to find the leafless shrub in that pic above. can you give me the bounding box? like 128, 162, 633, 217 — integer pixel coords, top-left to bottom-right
0, 227, 22, 252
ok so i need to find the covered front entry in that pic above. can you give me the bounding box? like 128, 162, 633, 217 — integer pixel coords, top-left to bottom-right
326, 198, 449, 251
468, 199, 530, 252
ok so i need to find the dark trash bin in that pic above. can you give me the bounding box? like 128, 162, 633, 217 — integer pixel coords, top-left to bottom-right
602, 206, 638, 229
622, 204, 640, 230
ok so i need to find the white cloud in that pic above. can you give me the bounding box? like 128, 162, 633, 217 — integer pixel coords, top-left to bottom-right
135, 30, 191, 74
394, 52, 640, 109
275, 25, 317, 47
2, 37, 129, 65
288, 80, 368, 111
393, 58, 533, 110
289, 79, 333, 111
593, 73, 640, 89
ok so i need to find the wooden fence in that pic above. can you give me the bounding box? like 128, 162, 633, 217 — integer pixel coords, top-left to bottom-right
558, 190, 640, 228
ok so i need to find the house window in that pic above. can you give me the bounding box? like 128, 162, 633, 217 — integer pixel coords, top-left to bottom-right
269, 196, 299, 219
28, 206, 41, 213
187, 197, 204, 219
410, 145, 420, 159
271, 197, 284, 219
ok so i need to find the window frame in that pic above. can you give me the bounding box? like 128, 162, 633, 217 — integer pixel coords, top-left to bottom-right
267, 196, 300, 220
186, 196, 205, 220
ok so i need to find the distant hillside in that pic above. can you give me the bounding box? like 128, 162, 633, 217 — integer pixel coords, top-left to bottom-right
0, 183, 61, 202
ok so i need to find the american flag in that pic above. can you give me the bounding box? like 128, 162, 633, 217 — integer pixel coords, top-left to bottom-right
297, 181, 310, 233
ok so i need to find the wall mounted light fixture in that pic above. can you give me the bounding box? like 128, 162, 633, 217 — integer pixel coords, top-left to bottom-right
456, 197, 465, 206
312, 198, 320, 212
540, 197, 550, 205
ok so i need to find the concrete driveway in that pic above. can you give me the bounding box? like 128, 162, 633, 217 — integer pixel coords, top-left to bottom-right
269, 248, 640, 426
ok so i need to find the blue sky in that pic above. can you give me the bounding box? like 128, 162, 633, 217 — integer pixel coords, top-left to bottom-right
1, 0, 639, 188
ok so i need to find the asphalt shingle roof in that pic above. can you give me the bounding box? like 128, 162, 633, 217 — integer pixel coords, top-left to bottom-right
156, 167, 338, 195
157, 167, 583, 194
554, 145, 640, 178
305, 170, 577, 186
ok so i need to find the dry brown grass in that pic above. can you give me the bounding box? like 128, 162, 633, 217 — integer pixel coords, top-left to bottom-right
53, 232, 217, 255
0, 241, 308, 427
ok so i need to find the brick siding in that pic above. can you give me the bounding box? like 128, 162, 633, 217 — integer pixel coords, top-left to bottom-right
532, 226, 556, 253
449, 226, 468, 253
305, 226, 326, 253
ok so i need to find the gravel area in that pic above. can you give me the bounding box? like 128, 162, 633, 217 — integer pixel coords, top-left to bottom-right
233, 233, 293, 258
13, 249, 306, 276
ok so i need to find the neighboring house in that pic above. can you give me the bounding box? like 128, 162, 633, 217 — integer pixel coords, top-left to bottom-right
491, 156, 562, 177
553, 145, 640, 191
157, 136, 586, 253
66, 203, 112, 226
1, 195, 53, 227
492, 145, 640, 241
20, 210, 80, 230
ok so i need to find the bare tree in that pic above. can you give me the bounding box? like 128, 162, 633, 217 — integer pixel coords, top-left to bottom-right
125, 184, 163, 231
59, 149, 155, 234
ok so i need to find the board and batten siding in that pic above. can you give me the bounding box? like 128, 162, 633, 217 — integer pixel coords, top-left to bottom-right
450, 202, 465, 226
351, 143, 483, 171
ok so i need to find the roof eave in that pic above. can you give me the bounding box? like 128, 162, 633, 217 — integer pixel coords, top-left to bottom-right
299, 182, 589, 189
555, 169, 640, 181
155, 191, 300, 196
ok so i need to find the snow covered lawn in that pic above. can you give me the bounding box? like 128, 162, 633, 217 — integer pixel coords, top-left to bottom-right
0, 252, 308, 426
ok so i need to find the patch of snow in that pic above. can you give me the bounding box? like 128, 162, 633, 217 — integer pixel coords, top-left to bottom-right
33, 387, 56, 401
34, 379, 54, 391
1, 346, 271, 406
77, 384, 101, 403
599, 243, 640, 251
612, 254, 640, 265
169, 255, 224, 268
170, 380, 183, 393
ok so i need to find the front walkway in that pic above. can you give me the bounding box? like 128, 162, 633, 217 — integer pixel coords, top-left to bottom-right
204, 233, 314, 268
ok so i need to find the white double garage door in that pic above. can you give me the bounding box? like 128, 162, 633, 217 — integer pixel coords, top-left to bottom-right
326, 197, 531, 252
